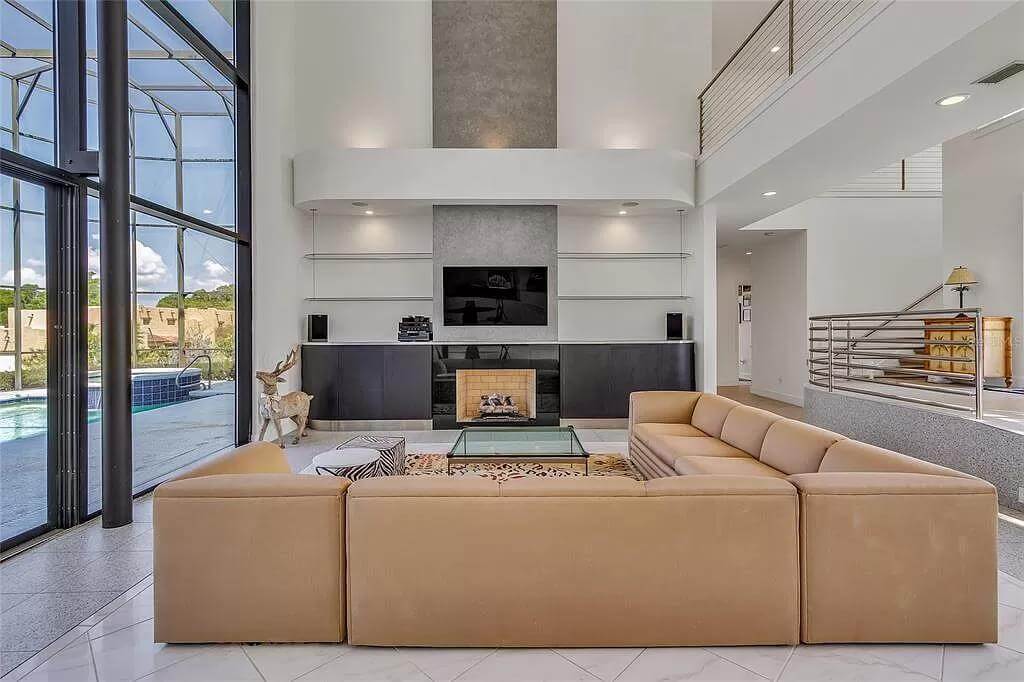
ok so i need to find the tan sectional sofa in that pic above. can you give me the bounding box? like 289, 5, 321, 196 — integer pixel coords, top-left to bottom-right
630, 391, 998, 644
153, 392, 997, 646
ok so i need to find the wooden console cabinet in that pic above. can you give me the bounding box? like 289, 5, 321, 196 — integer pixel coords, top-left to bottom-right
924, 316, 1013, 387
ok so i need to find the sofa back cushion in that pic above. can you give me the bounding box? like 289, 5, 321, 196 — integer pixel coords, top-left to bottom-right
818, 439, 971, 478
690, 394, 740, 438
346, 475, 799, 647
760, 421, 845, 474
719, 406, 784, 457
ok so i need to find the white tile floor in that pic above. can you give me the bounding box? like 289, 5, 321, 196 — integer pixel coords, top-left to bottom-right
5, 572, 1024, 681
3, 430, 1024, 681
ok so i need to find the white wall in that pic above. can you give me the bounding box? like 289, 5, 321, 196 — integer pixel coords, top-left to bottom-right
557, 211, 690, 341
748, 197, 945, 316
942, 118, 1024, 386
751, 232, 806, 405
712, 0, 775, 70
293, 0, 432, 151
251, 0, 309, 437
306, 213, 434, 342
717, 250, 751, 386
744, 196, 944, 404
685, 205, 718, 392
557, 0, 711, 155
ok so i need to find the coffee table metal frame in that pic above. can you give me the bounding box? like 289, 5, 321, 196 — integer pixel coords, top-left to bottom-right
446, 426, 590, 476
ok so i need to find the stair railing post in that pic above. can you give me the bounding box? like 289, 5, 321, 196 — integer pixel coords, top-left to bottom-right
974, 310, 984, 419
827, 319, 835, 392
845, 320, 851, 378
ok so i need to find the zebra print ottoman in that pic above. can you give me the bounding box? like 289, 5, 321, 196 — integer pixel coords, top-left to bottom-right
311, 435, 406, 480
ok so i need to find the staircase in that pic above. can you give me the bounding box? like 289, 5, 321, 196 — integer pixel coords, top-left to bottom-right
809, 292, 985, 419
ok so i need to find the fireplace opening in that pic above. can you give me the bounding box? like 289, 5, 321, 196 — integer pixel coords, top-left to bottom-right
455, 369, 537, 423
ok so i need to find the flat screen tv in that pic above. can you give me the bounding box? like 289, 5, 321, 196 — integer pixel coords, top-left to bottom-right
442, 266, 548, 326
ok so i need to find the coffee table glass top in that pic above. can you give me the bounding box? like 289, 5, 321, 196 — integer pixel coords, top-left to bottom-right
448, 426, 588, 458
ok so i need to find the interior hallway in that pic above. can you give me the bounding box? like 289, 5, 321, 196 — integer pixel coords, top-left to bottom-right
718, 383, 805, 421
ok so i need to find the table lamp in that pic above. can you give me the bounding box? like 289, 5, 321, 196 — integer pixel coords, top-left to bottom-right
945, 266, 978, 309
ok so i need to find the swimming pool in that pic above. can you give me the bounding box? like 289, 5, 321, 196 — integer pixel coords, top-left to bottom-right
0, 399, 175, 442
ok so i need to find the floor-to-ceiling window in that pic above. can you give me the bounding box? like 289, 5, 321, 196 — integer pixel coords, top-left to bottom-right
1, 0, 250, 547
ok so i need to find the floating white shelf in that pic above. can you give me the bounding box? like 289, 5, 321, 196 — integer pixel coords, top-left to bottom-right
304, 252, 433, 261
558, 295, 692, 301
557, 251, 693, 260
305, 296, 433, 302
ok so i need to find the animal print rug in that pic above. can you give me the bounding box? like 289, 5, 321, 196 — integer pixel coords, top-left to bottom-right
402, 452, 642, 482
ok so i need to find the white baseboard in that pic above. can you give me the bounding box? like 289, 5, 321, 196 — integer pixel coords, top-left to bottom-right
751, 387, 805, 407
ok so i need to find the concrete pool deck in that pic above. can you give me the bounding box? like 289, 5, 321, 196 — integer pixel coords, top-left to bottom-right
0, 394, 234, 541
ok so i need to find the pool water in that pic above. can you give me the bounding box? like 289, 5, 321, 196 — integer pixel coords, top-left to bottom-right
0, 400, 174, 442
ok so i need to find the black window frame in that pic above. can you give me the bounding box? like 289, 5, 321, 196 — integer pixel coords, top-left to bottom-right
0, 0, 251, 550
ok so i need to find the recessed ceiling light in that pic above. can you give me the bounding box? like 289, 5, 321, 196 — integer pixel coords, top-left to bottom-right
937, 94, 970, 107
202, 209, 213, 215
770, 45, 781, 54
364, 209, 374, 216
745, 251, 753, 255
618, 210, 628, 215
762, 190, 777, 197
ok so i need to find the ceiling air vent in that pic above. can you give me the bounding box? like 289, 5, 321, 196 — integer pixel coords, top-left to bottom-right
974, 62, 1024, 84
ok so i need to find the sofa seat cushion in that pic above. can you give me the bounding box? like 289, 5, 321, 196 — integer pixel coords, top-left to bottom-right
674, 455, 787, 478
633, 423, 708, 443
646, 435, 750, 466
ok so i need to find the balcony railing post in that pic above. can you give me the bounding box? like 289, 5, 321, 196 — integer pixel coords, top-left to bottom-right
788, 0, 795, 75
974, 310, 984, 419
826, 319, 834, 392
698, 95, 704, 155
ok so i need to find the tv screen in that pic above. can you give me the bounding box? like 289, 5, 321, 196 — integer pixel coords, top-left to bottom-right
443, 267, 548, 326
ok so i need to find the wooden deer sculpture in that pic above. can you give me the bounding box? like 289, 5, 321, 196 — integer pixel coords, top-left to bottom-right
256, 346, 314, 447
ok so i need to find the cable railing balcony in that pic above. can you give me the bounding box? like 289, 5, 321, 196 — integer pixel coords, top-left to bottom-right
809, 308, 984, 419
699, 0, 880, 156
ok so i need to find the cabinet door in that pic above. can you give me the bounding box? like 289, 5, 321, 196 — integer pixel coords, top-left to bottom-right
301, 346, 343, 420
926, 328, 952, 372
339, 346, 431, 420
658, 344, 696, 390
608, 345, 662, 414
560, 345, 613, 418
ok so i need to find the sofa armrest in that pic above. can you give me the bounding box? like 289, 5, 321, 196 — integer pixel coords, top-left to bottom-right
173, 441, 291, 481
786, 471, 995, 496
154, 473, 350, 643
628, 391, 701, 431
787, 472, 997, 644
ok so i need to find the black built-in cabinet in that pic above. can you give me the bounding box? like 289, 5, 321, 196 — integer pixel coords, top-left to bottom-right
301, 342, 694, 424
302, 344, 432, 421
559, 343, 695, 419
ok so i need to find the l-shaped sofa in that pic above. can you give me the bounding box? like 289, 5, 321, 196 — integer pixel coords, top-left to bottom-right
153, 391, 997, 646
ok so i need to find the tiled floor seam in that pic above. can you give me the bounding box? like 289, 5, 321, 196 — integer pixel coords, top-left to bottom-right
773, 643, 798, 682
239, 645, 267, 682
938, 644, 945, 681
292, 645, 352, 680
549, 648, 604, 680
700, 647, 773, 680
451, 648, 500, 681
130, 644, 209, 681
610, 648, 646, 682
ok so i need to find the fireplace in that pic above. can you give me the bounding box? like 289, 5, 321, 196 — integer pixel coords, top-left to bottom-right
455, 369, 537, 423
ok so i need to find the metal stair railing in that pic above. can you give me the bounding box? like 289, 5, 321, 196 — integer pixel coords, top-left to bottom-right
177, 353, 212, 391
808, 307, 984, 418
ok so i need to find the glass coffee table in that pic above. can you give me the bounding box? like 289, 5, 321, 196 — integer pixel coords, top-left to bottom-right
447, 426, 590, 475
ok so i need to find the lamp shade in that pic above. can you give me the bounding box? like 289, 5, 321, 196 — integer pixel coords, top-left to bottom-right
945, 266, 978, 286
